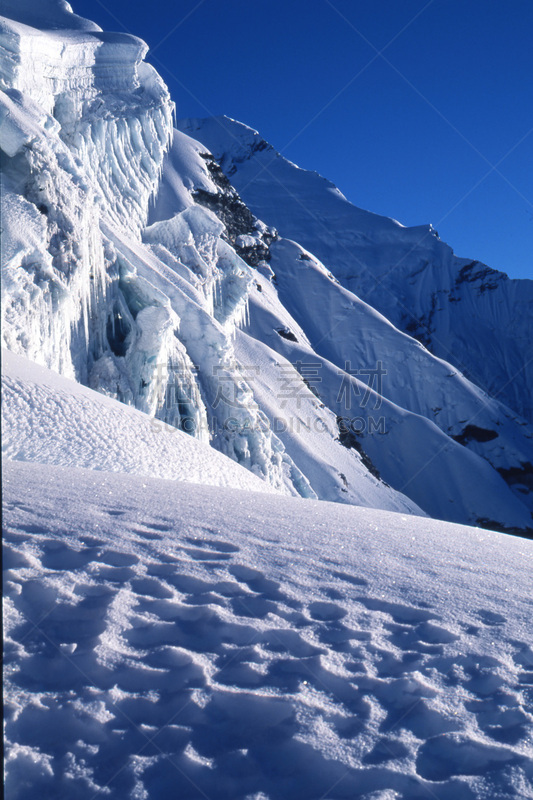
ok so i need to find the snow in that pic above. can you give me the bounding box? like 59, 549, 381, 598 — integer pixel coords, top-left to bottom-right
147, 128, 221, 223
4, 458, 533, 799
0, 0, 99, 32
0, 15, 310, 499
166, 117, 533, 531
2, 2, 532, 530
1, 348, 276, 494
2, 3, 533, 797
234, 326, 532, 531
180, 115, 533, 427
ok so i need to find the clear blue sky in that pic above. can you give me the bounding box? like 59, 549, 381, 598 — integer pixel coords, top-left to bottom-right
73, 0, 532, 280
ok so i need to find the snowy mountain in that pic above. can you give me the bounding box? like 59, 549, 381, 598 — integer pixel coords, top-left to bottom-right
2, 2, 533, 534
180, 116, 533, 427
2, 3, 533, 798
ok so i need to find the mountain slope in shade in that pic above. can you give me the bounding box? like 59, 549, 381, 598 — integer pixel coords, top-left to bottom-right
179, 115, 533, 427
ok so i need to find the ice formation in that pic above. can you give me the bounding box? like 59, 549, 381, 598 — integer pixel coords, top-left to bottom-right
0, 6, 311, 497
2, 6, 533, 798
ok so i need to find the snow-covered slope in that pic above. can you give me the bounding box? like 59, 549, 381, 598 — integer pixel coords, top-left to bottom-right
180, 115, 533, 428
156, 129, 533, 531
234, 271, 533, 531
144, 122, 533, 530
1, 349, 277, 493
1, 1, 532, 533
0, 6, 315, 500
0, 1, 425, 518
4, 459, 533, 800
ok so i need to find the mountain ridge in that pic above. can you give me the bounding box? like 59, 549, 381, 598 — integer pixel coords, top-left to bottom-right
179, 114, 533, 426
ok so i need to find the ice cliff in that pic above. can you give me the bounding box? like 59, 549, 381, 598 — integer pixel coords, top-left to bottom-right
0, 4, 313, 498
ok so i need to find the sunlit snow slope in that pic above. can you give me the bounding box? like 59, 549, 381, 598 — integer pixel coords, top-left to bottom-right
1, 349, 276, 493
4, 459, 533, 800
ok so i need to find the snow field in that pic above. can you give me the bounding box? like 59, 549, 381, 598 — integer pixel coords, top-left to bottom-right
1, 349, 277, 494
4, 459, 533, 799
1, 6, 533, 797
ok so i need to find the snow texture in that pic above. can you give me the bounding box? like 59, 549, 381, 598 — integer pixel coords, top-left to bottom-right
4, 458, 533, 800
1, 348, 277, 494
2, 1, 533, 531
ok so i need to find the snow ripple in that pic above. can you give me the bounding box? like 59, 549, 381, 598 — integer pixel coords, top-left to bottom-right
4, 460, 533, 799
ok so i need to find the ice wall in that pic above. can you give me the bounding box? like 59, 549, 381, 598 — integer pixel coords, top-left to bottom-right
0, 5, 309, 496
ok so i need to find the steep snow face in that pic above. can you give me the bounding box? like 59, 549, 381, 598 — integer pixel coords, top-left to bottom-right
0, 13, 173, 232
149, 130, 517, 523
265, 240, 533, 477
180, 116, 533, 426
234, 241, 533, 531
0, 90, 108, 380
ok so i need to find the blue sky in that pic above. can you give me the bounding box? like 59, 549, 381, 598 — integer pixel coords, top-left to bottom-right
74, 0, 532, 280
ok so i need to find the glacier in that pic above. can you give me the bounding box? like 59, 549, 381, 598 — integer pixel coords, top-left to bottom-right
1, 2, 533, 531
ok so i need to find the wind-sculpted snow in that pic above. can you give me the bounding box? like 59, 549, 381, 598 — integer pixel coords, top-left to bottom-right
4, 459, 533, 799
2, 10, 533, 794
0, 7, 305, 498
0, 8, 174, 395
0, 95, 108, 380
0, 0, 99, 32
0, 11, 173, 233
